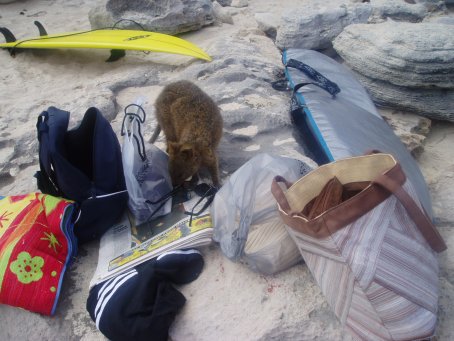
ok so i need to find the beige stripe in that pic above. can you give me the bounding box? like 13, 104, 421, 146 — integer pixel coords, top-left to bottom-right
284, 154, 397, 213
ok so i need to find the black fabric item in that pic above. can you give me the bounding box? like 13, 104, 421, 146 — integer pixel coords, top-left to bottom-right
86, 249, 204, 341
290, 94, 330, 165
35, 106, 128, 243
155, 249, 205, 284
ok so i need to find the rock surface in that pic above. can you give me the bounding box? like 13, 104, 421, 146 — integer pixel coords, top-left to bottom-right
212, 1, 234, 25
273, 0, 448, 51
333, 21, 454, 121
418, 122, 454, 225
333, 22, 454, 89
275, 2, 371, 50
254, 12, 279, 39
367, 0, 445, 23
354, 72, 454, 121
379, 108, 432, 157
215, 0, 233, 6
89, 0, 216, 35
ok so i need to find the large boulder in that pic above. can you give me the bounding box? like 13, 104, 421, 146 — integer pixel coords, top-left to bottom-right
333, 21, 454, 121
367, 0, 446, 23
272, 0, 446, 51
275, 2, 371, 50
89, 0, 215, 35
354, 73, 454, 121
333, 22, 454, 88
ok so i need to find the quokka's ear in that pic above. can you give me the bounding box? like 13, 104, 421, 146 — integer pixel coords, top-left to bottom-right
180, 144, 194, 159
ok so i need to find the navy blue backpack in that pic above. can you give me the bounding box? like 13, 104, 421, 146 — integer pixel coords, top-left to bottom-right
36, 106, 129, 243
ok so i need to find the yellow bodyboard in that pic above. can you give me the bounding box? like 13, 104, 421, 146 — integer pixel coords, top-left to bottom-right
0, 29, 211, 61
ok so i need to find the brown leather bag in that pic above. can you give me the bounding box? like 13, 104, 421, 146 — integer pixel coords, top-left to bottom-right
272, 153, 447, 341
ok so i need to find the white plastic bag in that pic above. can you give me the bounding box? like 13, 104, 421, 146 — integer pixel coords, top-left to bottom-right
122, 104, 172, 225
211, 153, 313, 274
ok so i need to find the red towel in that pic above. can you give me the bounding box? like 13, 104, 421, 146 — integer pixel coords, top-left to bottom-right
0, 193, 77, 315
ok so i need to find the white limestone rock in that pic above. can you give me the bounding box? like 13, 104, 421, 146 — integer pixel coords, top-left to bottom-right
333, 22, 454, 89
367, 0, 443, 23
89, 0, 215, 35
275, 3, 371, 50
378, 108, 431, 156
333, 21, 454, 121
354, 72, 454, 121
254, 12, 279, 39
213, 1, 234, 24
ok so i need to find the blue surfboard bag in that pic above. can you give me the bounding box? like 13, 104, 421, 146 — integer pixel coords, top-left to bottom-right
282, 48, 433, 218
35, 106, 129, 243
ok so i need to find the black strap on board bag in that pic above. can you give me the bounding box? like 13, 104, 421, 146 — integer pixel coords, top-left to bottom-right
35, 106, 129, 243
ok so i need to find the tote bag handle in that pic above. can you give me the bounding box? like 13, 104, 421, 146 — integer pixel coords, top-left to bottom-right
373, 173, 446, 252
271, 175, 447, 253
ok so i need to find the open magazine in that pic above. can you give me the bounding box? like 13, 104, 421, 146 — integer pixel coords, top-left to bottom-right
90, 193, 213, 287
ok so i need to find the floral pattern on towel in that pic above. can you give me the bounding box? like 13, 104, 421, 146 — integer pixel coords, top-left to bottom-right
10, 251, 44, 284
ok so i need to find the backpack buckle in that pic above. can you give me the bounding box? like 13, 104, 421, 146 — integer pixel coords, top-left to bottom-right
36, 112, 48, 141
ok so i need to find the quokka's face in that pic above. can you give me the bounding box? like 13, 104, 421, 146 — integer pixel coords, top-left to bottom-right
168, 142, 201, 186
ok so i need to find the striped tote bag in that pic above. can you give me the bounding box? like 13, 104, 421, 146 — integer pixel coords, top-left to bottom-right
271, 153, 447, 341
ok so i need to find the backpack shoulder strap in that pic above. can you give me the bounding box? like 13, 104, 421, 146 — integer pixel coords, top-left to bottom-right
90, 107, 126, 192
35, 106, 70, 196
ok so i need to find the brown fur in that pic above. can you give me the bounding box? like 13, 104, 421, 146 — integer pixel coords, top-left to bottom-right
150, 80, 223, 187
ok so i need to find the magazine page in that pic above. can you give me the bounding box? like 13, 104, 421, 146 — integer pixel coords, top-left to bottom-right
90, 194, 214, 287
